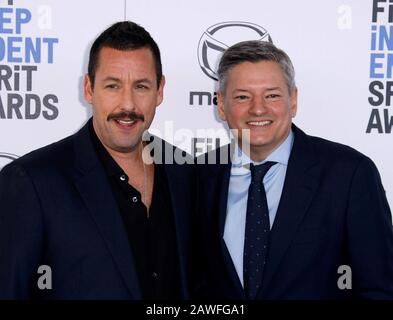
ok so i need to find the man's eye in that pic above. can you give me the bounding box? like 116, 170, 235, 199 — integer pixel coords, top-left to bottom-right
136, 84, 149, 90
235, 95, 249, 101
106, 84, 119, 89
266, 94, 280, 99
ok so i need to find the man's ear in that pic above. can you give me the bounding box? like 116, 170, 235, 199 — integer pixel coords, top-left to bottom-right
217, 90, 227, 121
290, 87, 298, 118
156, 75, 166, 107
83, 74, 93, 104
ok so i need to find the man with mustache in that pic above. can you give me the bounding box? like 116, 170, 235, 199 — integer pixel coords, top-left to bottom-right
0, 21, 194, 299
195, 40, 393, 299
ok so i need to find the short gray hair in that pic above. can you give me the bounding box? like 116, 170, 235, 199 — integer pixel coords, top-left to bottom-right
217, 40, 296, 94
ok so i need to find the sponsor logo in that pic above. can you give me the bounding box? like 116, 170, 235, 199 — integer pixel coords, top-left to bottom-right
197, 21, 272, 81
190, 22, 272, 107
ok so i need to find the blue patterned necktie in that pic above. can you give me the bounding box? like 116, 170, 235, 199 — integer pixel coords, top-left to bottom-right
243, 161, 277, 299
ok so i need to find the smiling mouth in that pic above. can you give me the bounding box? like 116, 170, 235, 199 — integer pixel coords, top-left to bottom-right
107, 111, 145, 125
247, 120, 273, 127
115, 119, 136, 126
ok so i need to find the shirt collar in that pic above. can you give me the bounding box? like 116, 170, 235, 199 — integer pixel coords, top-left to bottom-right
231, 129, 294, 176
89, 120, 125, 178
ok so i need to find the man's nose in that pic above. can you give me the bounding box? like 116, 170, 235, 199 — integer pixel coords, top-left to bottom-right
119, 88, 136, 111
248, 96, 267, 116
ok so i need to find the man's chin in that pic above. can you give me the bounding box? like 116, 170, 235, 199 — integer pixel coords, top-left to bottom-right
238, 136, 270, 149
109, 141, 142, 154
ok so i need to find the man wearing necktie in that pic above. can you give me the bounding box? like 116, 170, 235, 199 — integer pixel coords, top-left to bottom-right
194, 40, 393, 299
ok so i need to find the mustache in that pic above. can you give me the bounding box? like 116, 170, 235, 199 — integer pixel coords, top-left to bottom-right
107, 111, 145, 122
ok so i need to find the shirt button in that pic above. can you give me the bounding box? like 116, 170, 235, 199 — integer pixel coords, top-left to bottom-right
120, 175, 126, 181
152, 272, 159, 279
132, 196, 138, 203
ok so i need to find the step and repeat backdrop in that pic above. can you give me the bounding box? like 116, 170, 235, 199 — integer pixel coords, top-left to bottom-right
0, 0, 392, 208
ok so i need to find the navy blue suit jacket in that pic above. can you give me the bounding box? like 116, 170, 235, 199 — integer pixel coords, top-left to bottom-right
195, 124, 393, 299
0, 120, 195, 299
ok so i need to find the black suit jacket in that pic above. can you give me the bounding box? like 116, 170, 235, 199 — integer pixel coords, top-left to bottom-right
0, 119, 195, 299
195, 124, 393, 299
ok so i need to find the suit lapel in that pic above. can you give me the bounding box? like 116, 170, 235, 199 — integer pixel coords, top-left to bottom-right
260, 125, 321, 297
71, 121, 142, 299
164, 163, 191, 299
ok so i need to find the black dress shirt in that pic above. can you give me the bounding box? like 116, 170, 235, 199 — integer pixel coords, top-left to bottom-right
89, 123, 180, 299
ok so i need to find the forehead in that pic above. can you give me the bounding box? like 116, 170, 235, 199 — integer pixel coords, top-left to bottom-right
226, 60, 286, 88
95, 47, 156, 78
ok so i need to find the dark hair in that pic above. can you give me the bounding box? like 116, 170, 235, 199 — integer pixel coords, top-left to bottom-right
218, 40, 295, 94
88, 21, 162, 88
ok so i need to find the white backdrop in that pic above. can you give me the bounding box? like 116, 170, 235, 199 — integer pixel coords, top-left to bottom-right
0, 0, 392, 209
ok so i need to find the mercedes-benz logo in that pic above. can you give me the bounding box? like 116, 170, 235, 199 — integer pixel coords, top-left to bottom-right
197, 21, 272, 81
0, 152, 19, 170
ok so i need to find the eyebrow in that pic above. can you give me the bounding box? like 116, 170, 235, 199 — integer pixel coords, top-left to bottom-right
102, 76, 121, 83
232, 87, 283, 93
233, 89, 249, 93
265, 87, 282, 91
135, 78, 154, 85
101, 77, 153, 85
